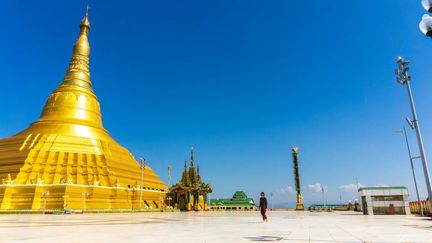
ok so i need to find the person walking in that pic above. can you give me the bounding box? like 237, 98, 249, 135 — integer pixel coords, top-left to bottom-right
259, 192, 268, 222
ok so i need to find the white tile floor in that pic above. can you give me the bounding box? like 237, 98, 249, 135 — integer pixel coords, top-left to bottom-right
0, 211, 431, 242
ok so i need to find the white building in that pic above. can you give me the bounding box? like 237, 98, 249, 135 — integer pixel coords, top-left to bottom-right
358, 186, 410, 215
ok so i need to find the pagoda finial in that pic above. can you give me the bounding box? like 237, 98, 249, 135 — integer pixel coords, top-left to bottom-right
81, 4, 91, 28
181, 160, 190, 185
60, 5, 92, 84
190, 146, 195, 167
86, 4, 90, 18
37, 6, 103, 129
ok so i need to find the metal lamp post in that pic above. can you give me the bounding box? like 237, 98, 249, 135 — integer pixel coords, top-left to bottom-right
132, 187, 136, 211
395, 127, 424, 216
207, 193, 211, 211
270, 192, 273, 211
62, 195, 69, 210
395, 56, 432, 214
42, 191, 50, 213
167, 196, 172, 208
139, 158, 146, 209
168, 164, 171, 188
81, 192, 89, 213
322, 187, 326, 207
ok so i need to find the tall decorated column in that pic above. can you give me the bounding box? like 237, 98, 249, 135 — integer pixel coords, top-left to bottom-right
292, 146, 304, 210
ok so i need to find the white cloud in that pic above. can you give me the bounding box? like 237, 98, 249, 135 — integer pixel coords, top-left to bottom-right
307, 183, 327, 193
375, 184, 389, 187
280, 186, 294, 194
339, 183, 364, 192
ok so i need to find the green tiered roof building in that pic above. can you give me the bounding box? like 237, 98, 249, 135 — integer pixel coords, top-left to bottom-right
210, 191, 257, 211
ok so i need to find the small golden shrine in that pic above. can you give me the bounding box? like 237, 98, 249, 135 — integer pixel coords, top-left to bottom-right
170, 148, 212, 211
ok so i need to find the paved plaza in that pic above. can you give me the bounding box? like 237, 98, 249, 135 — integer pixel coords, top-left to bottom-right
1, 211, 432, 242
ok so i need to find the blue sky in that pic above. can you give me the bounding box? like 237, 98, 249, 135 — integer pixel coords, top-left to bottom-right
1, 1, 432, 206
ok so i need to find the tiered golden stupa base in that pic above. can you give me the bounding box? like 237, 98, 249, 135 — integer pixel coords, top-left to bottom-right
0, 184, 165, 211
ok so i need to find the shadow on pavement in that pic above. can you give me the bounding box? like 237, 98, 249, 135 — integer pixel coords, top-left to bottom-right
244, 236, 362, 243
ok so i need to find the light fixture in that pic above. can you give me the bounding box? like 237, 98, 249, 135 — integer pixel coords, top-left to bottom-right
422, 0, 432, 12
419, 14, 432, 37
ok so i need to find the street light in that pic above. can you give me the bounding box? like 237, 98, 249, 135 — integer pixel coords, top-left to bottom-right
395, 56, 432, 214
270, 192, 273, 211
168, 164, 171, 188
322, 187, 326, 207
139, 158, 146, 209
81, 192, 89, 213
167, 196, 172, 208
395, 128, 424, 216
207, 191, 211, 211
159, 195, 164, 210
42, 191, 50, 214
419, 14, 432, 37
131, 187, 136, 211
420, 0, 432, 37
62, 195, 69, 210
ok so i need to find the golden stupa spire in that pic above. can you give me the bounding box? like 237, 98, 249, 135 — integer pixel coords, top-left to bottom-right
63, 4, 91, 89
36, 5, 104, 130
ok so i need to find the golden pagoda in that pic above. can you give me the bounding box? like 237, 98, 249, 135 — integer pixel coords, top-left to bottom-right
170, 148, 212, 211
0, 8, 167, 211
